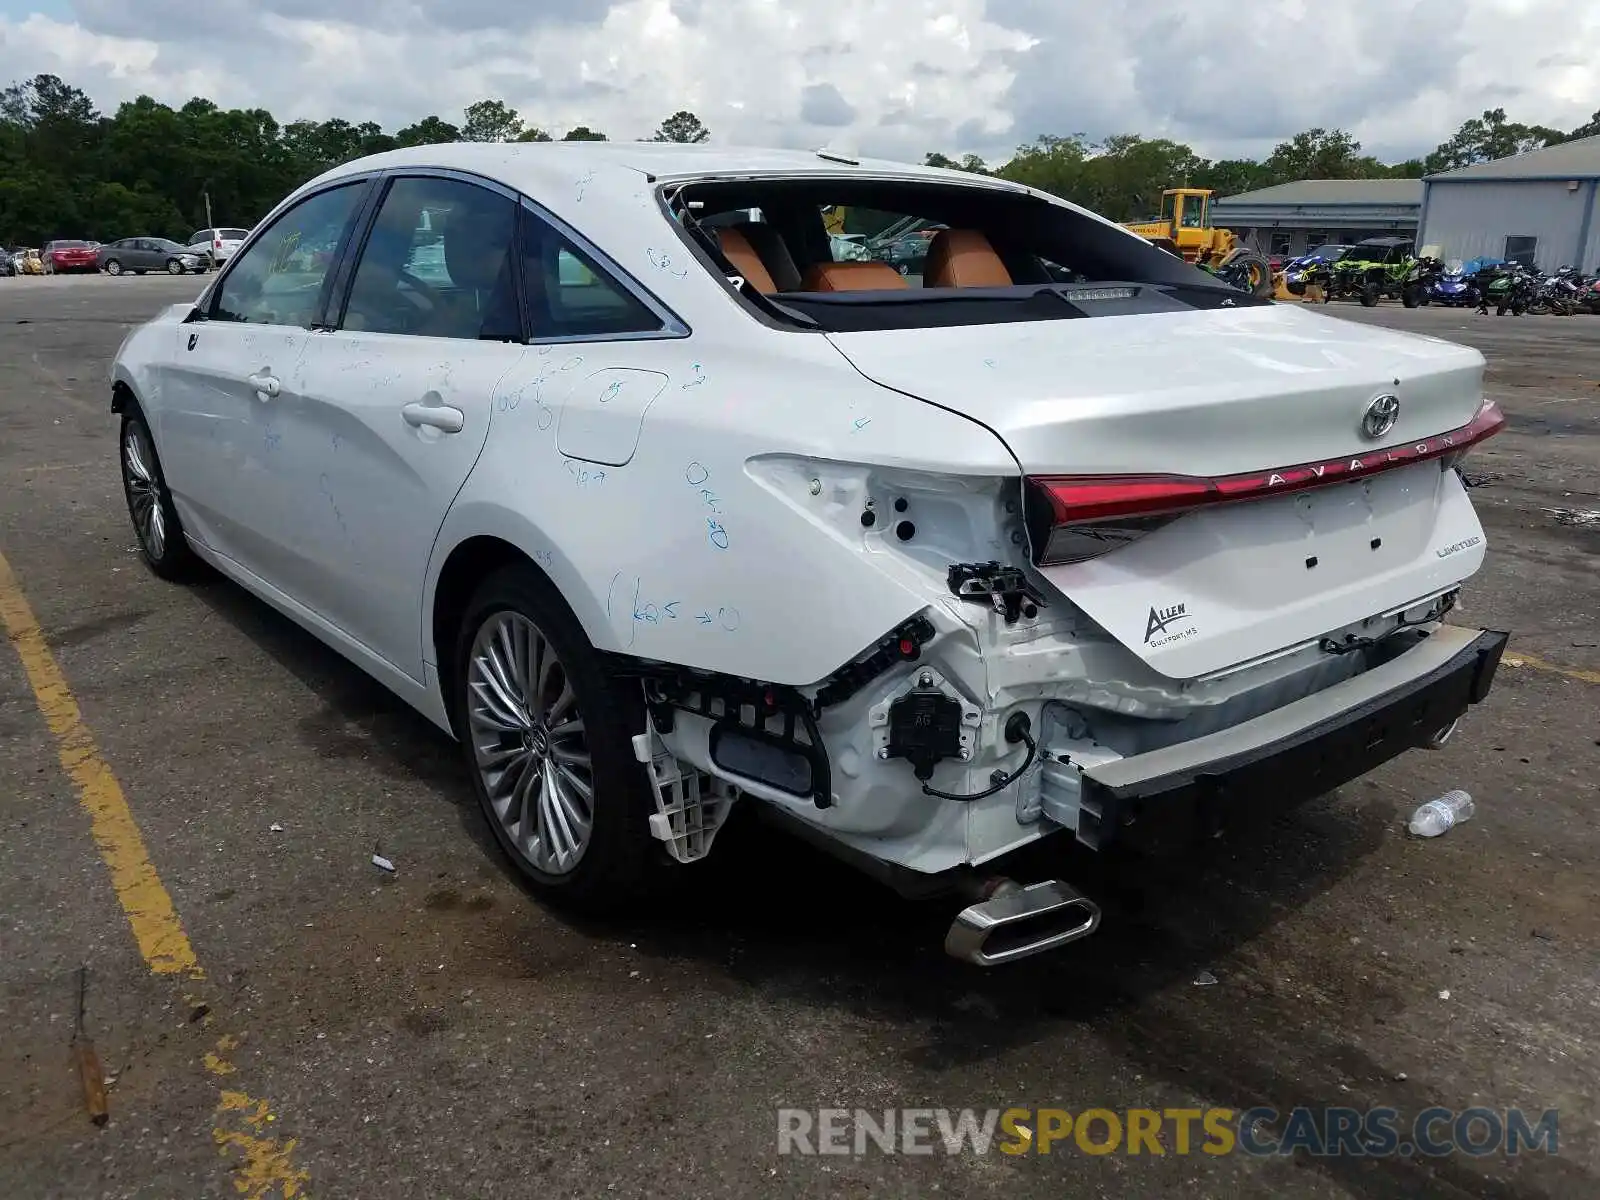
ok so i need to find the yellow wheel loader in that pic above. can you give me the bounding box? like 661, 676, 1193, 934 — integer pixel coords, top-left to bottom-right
1123, 188, 1276, 299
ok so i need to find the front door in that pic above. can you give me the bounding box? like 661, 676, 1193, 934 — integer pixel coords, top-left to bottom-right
155, 179, 371, 575
278, 174, 526, 680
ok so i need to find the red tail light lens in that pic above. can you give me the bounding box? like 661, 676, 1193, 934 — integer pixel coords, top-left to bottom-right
1026, 400, 1505, 566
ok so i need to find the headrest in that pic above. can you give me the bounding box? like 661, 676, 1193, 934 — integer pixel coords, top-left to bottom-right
924, 229, 1013, 288
729, 222, 802, 291
717, 228, 778, 294
443, 216, 508, 292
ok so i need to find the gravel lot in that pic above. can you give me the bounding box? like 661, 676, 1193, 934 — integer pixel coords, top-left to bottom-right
1, 273, 1597, 1199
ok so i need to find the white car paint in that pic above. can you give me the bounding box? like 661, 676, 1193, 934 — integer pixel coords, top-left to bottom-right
111, 142, 1506, 895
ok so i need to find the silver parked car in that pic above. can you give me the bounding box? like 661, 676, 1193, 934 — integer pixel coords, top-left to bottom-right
98, 238, 208, 276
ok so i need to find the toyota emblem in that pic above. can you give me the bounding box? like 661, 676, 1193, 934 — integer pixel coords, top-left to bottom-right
1361, 393, 1400, 440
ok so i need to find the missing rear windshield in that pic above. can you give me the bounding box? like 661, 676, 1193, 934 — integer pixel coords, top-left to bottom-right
665, 177, 1265, 332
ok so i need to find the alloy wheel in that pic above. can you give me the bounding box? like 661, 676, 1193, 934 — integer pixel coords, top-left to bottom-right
122, 420, 166, 560
466, 611, 595, 877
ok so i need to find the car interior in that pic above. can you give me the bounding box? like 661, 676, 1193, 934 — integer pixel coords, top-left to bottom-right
671, 178, 1259, 331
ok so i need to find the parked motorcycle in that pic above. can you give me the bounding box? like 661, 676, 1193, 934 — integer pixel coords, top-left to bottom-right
1530, 266, 1585, 316
1401, 257, 1477, 308
1474, 263, 1538, 316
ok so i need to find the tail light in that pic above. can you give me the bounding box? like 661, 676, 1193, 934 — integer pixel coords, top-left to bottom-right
1025, 399, 1505, 567
214, 238, 223, 249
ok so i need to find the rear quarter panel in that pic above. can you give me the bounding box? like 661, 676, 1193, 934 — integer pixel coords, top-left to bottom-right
428, 325, 1020, 687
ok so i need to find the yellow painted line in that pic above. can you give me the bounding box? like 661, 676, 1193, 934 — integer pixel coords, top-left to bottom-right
1502, 651, 1600, 686
0, 548, 309, 1195
0, 549, 200, 976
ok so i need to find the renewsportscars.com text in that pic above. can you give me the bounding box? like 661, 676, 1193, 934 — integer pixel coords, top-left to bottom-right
777, 1106, 1559, 1158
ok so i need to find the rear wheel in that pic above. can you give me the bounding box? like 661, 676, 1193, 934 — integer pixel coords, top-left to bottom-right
453, 565, 664, 911
104, 259, 122, 276
1360, 282, 1380, 307
120, 407, 199, 580
1401, 285, 1421, 308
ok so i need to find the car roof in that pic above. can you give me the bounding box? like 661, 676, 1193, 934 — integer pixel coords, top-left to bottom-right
311, 141, 1033, 198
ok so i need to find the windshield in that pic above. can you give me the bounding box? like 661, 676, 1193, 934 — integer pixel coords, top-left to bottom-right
1306, 245, 1348, 261
673, 176, 1261, 333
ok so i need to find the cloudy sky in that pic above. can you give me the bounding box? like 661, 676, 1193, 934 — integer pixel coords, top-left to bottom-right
0, 0, 1596, 165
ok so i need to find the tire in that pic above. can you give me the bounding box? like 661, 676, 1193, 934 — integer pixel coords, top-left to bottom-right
166, 258, 184, 275
452, 564, 665, 912
104, 259, 122, 276
119, 406, 199, 580
1360, 283, 1380, 307
1402, 286, 1421, 308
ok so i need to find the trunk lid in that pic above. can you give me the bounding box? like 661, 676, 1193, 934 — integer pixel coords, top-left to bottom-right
826, 305, 1494, 679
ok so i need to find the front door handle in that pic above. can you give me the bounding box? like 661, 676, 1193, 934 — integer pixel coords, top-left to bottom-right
246, 371, 281, 400
402, 401, 465, 434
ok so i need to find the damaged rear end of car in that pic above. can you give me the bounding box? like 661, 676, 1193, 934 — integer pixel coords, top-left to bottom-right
620, 162, 1512, 966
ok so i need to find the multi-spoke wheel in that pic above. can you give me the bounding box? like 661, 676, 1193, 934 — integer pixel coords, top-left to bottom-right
119, 407, 197, 579
454, 566, 661, 908
467, 612, 595, 877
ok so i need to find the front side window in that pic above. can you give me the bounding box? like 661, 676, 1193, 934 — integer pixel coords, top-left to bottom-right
213, 183, 366, 326
341, 176, 519, 341
520, 210, 664, 340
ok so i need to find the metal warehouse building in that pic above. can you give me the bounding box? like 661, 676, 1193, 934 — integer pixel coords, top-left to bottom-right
1211, 179, 1423, 259
1418, 133, 1600, 271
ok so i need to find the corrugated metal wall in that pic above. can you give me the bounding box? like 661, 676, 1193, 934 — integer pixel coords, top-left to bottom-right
1420, 181, 1598, 269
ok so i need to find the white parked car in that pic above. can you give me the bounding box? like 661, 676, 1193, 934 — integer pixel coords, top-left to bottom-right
110, 144, 1509, 965
185, 226, 252, 266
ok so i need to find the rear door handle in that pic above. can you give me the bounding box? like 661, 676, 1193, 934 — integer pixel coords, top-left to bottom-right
246, 371, 280, 399
402, 401, 465, 434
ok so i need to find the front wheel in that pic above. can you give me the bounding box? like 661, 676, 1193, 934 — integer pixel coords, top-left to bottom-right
1402, 285, 1421, 308
120, 408, 199, 580
453, 566, 666, 911
166, 258, 185, 275
1360, 283, 1380, 307
104, 259, 122, 276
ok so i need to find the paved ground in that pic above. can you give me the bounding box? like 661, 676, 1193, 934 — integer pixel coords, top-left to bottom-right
1, 274, 1596, 1199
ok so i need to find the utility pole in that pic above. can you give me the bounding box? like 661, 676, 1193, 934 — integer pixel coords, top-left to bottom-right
203, 188, 214, 230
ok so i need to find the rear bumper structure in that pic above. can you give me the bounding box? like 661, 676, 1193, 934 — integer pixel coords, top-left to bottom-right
1074, 625, 1508, 849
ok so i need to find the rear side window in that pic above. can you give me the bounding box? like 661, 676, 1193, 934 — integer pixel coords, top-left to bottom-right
340, 175, 519, 341
519, 210, 664, 339
221, 229, 251, 240
212, 182, 366, 327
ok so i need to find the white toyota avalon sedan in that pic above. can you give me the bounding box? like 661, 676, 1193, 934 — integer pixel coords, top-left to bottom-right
111, 143, 1508, 965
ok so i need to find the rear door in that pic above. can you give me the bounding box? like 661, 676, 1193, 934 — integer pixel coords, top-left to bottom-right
280, 172, 527, 680
156, 179, 374, 569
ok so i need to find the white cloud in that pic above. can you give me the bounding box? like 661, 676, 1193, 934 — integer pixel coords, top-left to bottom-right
0, 0, 1596, 164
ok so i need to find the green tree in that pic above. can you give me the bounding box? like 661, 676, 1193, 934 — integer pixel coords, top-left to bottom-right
514, 127, 553, 142
462, 99, 524, 142
1424, 108, 1565, 173
395, 116, 460, 146
562, 125, 607, 141
651, 110, 710, 143
1569, 110, 1600, 140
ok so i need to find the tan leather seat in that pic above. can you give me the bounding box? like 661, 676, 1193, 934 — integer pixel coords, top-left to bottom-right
924, 229, 1013, 288
717, 228, 778, 294
799, 261, 909, 291
730, 222, 802, 291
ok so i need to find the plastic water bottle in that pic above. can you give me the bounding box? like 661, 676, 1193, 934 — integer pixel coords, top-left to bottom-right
1408, 790, 1475, 838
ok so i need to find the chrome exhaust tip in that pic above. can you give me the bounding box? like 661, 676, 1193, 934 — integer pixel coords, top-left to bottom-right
944, 879, 1101, 967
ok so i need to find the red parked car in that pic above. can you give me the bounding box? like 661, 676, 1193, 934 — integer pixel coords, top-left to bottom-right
42, 240, 100, 274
